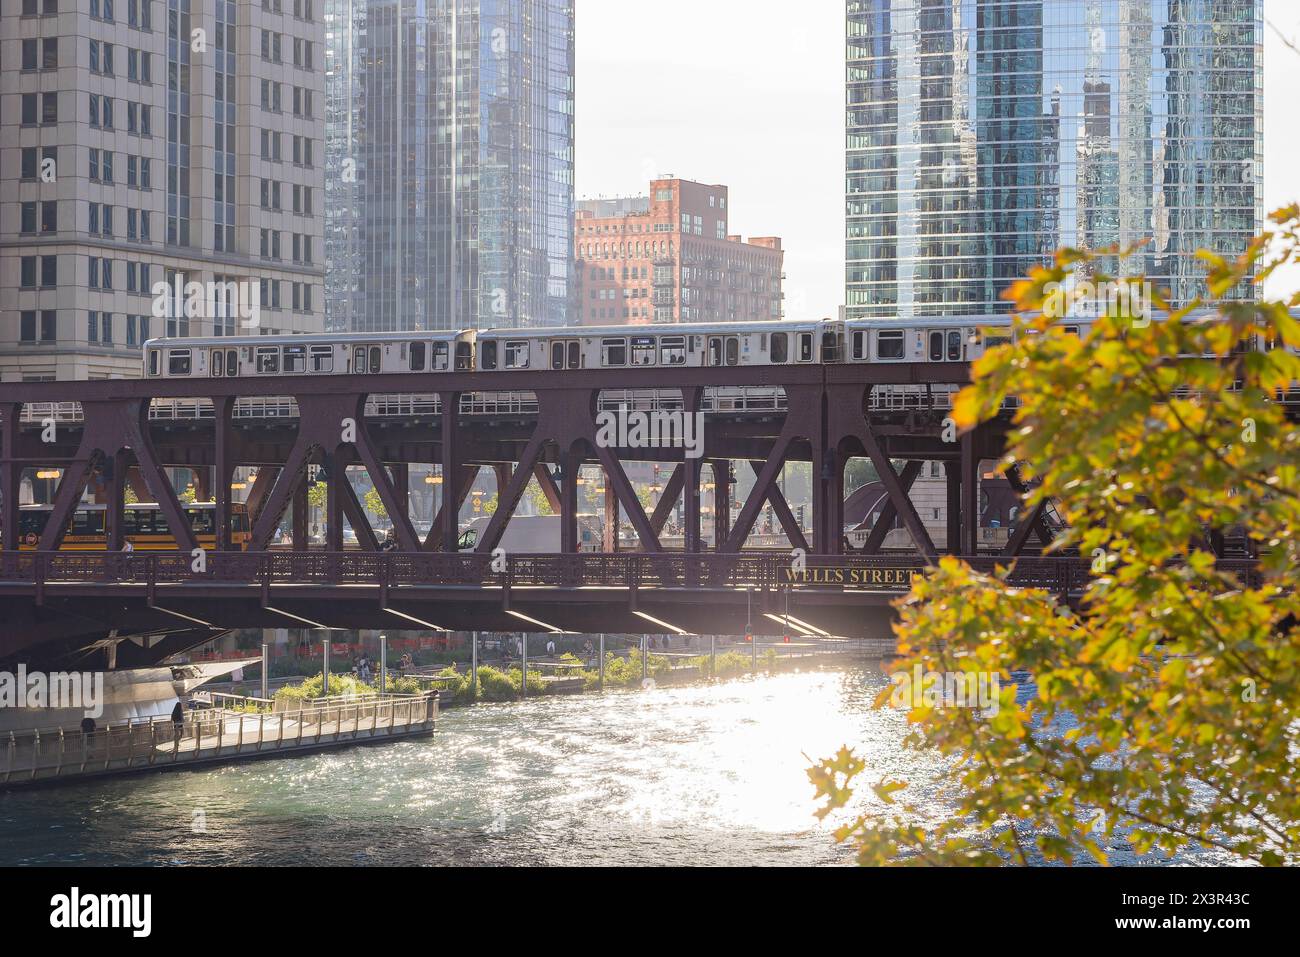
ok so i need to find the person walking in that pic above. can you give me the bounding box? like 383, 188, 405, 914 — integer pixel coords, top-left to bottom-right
170, 700, 185, 749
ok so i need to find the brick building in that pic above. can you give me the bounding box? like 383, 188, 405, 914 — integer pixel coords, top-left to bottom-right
574, 178, 782, 325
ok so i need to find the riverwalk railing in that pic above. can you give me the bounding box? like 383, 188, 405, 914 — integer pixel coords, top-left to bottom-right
1, 692, 437, 788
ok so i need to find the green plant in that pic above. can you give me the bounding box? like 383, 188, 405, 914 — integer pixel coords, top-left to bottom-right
812, 214, 1300, 866
274, 672, 377, 703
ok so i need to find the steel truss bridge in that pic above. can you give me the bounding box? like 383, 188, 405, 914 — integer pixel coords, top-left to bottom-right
0, 361, 1266, 667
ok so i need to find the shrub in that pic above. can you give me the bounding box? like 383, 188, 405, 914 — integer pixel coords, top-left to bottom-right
274, 672, 377, 703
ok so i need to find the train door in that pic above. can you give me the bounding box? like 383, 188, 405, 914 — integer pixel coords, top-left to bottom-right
550, 339, 581, 370
927, 329, 964, 362
210, 348, 238, 377
708, 335, 739, 367
352, 344, 381, 374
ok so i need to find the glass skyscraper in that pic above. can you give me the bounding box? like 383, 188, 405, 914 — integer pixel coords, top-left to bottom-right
325, 0, 575, 331
845, 0, 1263, 319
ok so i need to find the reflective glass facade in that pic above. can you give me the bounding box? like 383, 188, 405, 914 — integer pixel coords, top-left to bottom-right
325, 0, 575, 331
845, 0, 1263, 319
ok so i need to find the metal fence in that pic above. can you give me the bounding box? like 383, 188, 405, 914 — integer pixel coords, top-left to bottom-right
1, 692, 437, 787
0, 549, 1264, 597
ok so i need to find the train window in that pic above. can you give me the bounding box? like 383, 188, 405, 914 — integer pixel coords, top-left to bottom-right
481, 340, 498, 370
929, 332, 944, 361
455, 342, 473, 370
148, 349, 160, 376
19, 511, 47, 538
1063, 325, 1080, 337
661, 336, 686, 365
167, 350, 192, 375
255, 347, 279, 374
310, 345, 333, 373
227, 349, 238, 377
876, 330, 905, 360
771, 332, 788, 363
725, 336, 739, 366
798, 333, 813, 362
551, 342, 565, 370
283, 344, 307, 373
186, 507, 216, 534
353, 346, 367, 372
410, 341, 426, 372
368, 347, 381, 374
124, 509, 161, 535
567, 341, 580, 369
504, 340, 529, 369
211, 350, 224, 377
432, 342, 449, 371
852, 331, 866, 360
601, 338, 627, 366
631, 336, 656, 366
71, 510, 105, 536
821, 331, 839, 361
947, 331, 962, 361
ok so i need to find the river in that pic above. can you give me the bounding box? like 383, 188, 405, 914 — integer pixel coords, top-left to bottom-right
0, 663, 1235, 866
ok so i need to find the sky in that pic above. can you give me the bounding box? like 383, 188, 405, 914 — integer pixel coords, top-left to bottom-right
575, 0, 1300, 317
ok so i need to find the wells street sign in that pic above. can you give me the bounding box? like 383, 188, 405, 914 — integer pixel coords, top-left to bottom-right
782, 566, 920, 588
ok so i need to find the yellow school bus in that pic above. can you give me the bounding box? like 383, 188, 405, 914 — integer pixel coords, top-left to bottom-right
13, 502, 251, 550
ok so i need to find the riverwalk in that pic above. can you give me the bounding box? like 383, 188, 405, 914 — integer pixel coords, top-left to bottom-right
2, 692, 437, 789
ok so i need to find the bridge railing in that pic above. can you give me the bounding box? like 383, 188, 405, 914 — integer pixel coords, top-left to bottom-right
16, 386, 794, 427
0, 550, 1266, 596
1, 692, 438, 787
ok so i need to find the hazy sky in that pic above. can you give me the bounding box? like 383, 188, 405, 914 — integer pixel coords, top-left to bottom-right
575, 0, 1300, 316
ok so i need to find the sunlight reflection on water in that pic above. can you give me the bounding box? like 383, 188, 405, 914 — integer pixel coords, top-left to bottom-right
0, 665, 1234, 866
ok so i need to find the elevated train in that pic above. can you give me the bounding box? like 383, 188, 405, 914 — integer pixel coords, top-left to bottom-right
143, 317, 1025, 380
143, 312, 1298, 382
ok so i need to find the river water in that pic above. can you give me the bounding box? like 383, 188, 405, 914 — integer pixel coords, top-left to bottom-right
0, 665, 935, 866
0, 663, 1233, 866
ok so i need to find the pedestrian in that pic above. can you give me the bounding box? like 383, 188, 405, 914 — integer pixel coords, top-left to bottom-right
171, 699, 185, 744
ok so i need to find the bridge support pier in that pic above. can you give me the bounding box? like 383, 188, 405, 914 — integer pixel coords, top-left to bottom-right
945, 461, 962, 555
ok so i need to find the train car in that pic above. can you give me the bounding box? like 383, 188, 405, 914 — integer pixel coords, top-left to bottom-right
13, 502, 251, 550
838, 315, 1105, 365
474, 319, 836, 371
144, 332, 476, 379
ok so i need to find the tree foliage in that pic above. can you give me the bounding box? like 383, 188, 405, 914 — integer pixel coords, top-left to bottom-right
812, 208, 1300, 865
